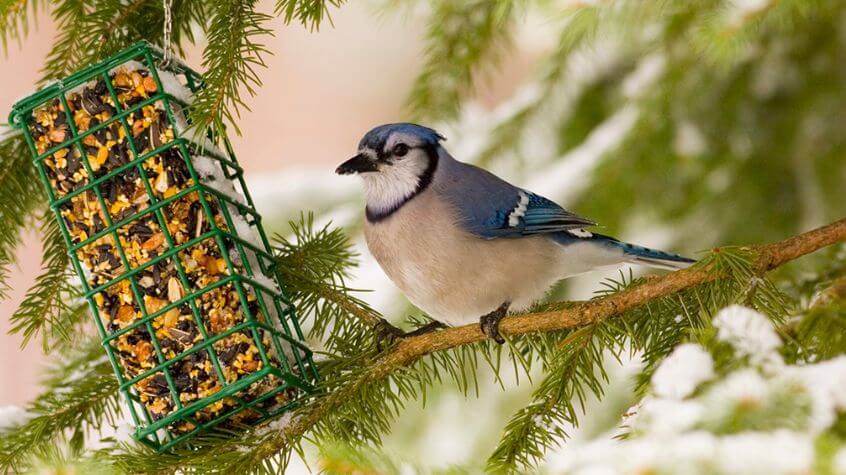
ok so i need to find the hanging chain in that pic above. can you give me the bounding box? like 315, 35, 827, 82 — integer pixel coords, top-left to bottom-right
162, 0, 174, 65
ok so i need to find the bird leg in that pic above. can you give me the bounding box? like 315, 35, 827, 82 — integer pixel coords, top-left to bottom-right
373, 318, 447, 351
479, 301, 510, 344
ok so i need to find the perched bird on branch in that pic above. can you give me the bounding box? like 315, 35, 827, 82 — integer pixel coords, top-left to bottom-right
337, 123, 694, 345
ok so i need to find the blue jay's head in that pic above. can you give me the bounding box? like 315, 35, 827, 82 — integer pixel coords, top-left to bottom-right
337, 123, 445, 213
336, 123, 444, 175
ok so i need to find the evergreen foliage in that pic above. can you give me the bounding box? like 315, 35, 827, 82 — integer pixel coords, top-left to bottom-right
1, 0, 845, 473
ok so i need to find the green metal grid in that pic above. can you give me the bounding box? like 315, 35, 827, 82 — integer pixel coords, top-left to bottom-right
9, 41, 318, 451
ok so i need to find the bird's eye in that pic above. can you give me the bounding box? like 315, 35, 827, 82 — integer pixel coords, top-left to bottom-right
392, 143, 409, 157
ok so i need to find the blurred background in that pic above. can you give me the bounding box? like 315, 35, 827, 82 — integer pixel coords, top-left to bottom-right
2, 0, 845, 471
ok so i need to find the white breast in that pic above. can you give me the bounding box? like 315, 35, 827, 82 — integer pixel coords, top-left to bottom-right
363, 191, 593, 326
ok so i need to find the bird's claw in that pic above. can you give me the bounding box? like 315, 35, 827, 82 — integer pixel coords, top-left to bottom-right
480, 302, 510, 344
404, 320, 447, 337
374, 319, 448, 351
374, 318, 405, 351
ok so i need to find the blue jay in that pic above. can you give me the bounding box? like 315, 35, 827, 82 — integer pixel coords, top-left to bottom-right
336, 123, 694, 344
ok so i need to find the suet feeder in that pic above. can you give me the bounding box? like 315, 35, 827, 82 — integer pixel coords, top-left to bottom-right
9, 41, 318, 451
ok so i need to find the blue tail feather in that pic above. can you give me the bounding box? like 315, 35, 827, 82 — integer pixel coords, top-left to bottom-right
596, 233, 694, 270
553, 231, 695, 270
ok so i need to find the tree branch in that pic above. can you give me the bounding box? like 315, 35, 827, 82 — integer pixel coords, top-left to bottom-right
255, 218, 846, 456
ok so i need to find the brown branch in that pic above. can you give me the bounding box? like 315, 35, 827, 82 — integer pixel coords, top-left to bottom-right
232, 218, 846, 466
317, 286, 383, 327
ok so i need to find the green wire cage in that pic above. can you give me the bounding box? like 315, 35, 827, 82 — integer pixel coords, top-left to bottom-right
9, 41, 318, 451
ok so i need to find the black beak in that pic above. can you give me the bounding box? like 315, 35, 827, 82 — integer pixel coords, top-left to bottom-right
335, 153, 378, 175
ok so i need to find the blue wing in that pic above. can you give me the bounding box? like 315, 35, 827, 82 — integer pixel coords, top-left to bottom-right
479, 191, 595, 238
438, 160, 595, 239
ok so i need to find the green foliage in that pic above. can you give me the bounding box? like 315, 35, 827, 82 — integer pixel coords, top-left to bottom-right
274, 214, 382, 354
0, 338, 120, 472
0, 0, 42, 53
189, 0, 271, 136
275, 0, 344, 31
0, 134, 43, 299
40, 0, 206, 83
8, 215, 83, 350
39, 0, 90, 83
447, 0, 846, 254
408, 0, 517, 121
318, 440, 473, 474
575, 1, 844, 247
490, 248, 793, 473
488, 324, 612, 471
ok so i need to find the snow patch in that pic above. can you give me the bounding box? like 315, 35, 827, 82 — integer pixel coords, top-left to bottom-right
191, 155, 248, 207
674, 120, 707, 157
784, 356, 846, 432
638, 397, 704, 435
622, 54, 666, 99
713, 305, 782, 367
717, 430, 813, 475
155, 68, 193, 104
651, 343, 714, 399
255, 412, 295, 437
834, 447, 846, 475
528, 106, 639, 201
0, 406, 29, 432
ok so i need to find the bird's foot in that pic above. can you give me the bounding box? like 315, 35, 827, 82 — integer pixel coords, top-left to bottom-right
404, 320, 447, 337
479, 301, 510, 344
374, 318, 405, 351
374, 319, 447, 351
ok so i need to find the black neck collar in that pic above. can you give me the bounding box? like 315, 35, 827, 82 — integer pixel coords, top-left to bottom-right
366, 145, 439, 223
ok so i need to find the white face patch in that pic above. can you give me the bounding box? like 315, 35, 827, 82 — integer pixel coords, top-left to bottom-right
508, 191, 530, 227
360, 146, 430, 214
568, 228, 593, 238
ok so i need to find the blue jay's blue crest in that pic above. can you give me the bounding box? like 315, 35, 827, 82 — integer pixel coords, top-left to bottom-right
358, 123, 445, 153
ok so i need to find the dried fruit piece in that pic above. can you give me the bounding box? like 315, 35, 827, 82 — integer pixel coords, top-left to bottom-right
48, 127, 66, 143
142, 233, 164, 251
143, 76, 157, 92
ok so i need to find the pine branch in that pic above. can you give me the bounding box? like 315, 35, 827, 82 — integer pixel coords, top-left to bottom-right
41, 0, 206, 83
88, 0, 164, 59
39, 0, 91, 83
8, 214, 83, 350
488, 323, 613, 470
274, 0, 344, 31
167, 0, 208, 56
273, 214, 383, 358
0, 134, 44, 298
407, 0, 516, 121
0, 338, 120, 472
190, 0, 272, 136
0, 0, 43, 53
135, 218, 846, 474
487, 246, 793, 472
